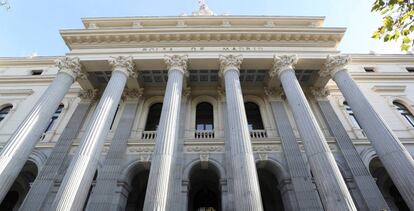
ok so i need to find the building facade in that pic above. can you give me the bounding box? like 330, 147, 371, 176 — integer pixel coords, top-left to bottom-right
0, 8, 414, 211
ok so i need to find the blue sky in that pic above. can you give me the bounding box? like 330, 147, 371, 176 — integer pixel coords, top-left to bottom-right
0, 0, 404, 57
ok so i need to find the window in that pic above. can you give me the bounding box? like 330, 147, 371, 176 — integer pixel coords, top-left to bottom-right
44, 104, 64, 132
393, 102, 414, 127
406, 67, 414, 72
343, 101, 362, 129
245, 102, 264, 130
145, 103, 163, 131
195, 102, 214, 131
0, 105, 13, 122
31, 70, 43, 75
364, 67, 375, 72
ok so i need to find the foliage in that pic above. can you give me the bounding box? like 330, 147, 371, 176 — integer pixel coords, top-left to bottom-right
372, 0, 414, 51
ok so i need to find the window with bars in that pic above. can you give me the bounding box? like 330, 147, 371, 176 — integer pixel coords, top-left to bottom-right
343, 101, 362, 129
44, 104, 64, 132
394, 102, 414, 127
0, 105, 13, 122
195, 102, 214, 131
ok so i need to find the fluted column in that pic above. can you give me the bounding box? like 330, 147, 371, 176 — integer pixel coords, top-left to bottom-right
0, 57, 84, 202
86, 89, 141, 210
312, 87, 390, 210
321, 55, 414, 209
271, 55, 356, 210
265, 90, 323, 211
220, 55, 263, 211
143, 55, 188, 211
51, 56, 136, 211
20, 90, 97, 211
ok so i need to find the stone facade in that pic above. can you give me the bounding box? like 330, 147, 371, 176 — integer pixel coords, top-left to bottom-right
0, 13, 414, 211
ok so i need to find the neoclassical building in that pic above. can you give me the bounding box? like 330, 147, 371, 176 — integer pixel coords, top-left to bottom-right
0, 5, 414, 211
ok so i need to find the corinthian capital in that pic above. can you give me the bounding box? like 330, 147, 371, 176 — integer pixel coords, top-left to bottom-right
219, 54, 243, 77
270, 55, 298, 78
108, 56, 137, 78
320, 55, 350, 78
164, 55, 189, 76
56, 57, 86, 80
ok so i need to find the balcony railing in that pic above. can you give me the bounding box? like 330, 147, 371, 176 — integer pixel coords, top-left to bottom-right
141, 131, 157, 140
250, 130, 267, 139
195, 130, 215, 139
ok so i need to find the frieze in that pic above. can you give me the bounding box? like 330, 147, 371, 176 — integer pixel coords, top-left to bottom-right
127, 146, 154, 154
185, 146, 224, 153
253, 145, 281, 152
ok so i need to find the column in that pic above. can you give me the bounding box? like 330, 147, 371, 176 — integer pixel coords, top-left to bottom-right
321, 55, 414, 209
86, 89, 141, 210
143, 55, 187, 211
270, 55, 356, 210
20, 90, 96, 211
219, 54, 263, 211
51, 56, 136, 211
266, 91, 323, 210
313, 87, 390, 210
0, 57, 84, 202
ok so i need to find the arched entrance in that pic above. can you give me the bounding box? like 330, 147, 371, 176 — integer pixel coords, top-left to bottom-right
369, 157, 409, 211
188, 162, 221, 211
0, 160, 38, 211
125, 163, 150, 211
257, 162, 285, 211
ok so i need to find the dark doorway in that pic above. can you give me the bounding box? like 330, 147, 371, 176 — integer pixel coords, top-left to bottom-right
257, 167, 284, 211
188, 163, 221, 211
125, 169, 150, 211
369, 157, 409, 211
0, 160, 38, 211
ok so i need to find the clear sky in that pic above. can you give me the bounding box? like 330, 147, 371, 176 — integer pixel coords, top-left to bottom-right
0, 0, 406, 57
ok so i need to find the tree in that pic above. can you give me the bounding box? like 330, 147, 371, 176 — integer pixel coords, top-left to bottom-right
372, 0, 414, 51
0, 0, 10, 10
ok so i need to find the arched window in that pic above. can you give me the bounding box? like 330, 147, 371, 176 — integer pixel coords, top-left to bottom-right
0, 105, 13, 122
343, 101, 361, 129
145, 103, 162, 131
245, 102, 264, 130
196, 102, 214, 131
393, 102, 414, 127
45, 104, 64, 132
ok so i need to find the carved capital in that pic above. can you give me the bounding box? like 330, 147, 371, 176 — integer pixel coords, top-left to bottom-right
219, 54, 243, 77
123, 88, 144, 100
270, 55, 298, 78
55, 57, 86, 80
183, 87, 191, 98
164, 55, 189, 76
320, 55, 351, 78
108, 56, 137, 78
310, 87, 330, 99
78, 89, 99, 101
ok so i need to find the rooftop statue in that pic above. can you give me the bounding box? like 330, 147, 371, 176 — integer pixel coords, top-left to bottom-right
192, 0, 215, 16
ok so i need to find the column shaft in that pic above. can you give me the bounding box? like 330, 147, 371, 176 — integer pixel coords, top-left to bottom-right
317, 99, 390, 210
19, 101, 92, 211
224, 69, 263, 211
51, 71, 128, 211
0, 72, 74, 202
333, 69, 414, 209
279, 69, 356, 210
87, 101, 139, 210
270, 100, 323, 210
143, 69, 184, 211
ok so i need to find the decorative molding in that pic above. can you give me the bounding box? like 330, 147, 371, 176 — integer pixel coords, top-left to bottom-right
270, 55, 298, 78
253, 145, 281, 152
164, 55, 189, 76
78, 89, 99, 101
55, 57, 86, 80
183, 87, 191, 98
123, 88, 144, 100
185, 145, 224, 153
108, 56, 137, 78
310, 87, 330, 99
127, 146, 154, 154
258, 153, 268, 161
320, 55, 351, 78
264, 87, 284, 100
372, 85, 406, 92
0, 89, 34, 97
219, 54, 243, 77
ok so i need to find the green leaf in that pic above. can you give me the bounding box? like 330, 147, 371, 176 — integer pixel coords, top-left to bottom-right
401, 43, 410, 51
384, 34, 392, 41
403, 36, 411, 43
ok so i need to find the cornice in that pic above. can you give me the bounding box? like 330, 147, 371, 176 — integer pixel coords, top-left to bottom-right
350, 72, 414, 80
0, 56, 61, 66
